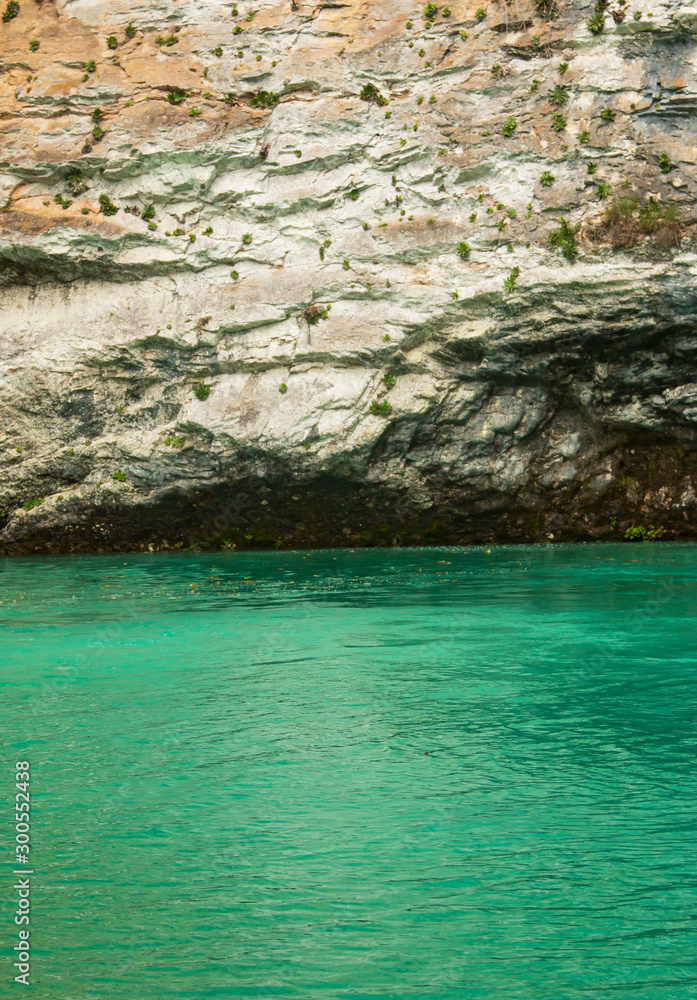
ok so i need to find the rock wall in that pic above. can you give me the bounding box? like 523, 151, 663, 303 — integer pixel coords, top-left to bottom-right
1, 0, 696, 552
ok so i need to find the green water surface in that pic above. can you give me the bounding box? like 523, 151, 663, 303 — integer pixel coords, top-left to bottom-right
2, 545, 697, 999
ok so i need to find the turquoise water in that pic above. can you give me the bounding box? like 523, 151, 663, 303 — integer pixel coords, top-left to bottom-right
3, 544, 697, 1000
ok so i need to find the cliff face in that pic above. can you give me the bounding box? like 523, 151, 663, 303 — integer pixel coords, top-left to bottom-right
1, 0, 696, 552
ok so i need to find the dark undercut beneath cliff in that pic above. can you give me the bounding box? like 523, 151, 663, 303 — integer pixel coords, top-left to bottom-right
3, 429, 697, 555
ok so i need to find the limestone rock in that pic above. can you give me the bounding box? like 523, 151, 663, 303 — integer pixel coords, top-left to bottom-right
1, 0, 696, 551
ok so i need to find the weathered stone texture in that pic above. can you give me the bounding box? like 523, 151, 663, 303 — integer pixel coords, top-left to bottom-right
1, 0, 696, 550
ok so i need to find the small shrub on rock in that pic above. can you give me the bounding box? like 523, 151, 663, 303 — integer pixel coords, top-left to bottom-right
248, 90, 279, 109
547, 216, 580, 260
549, 84, 569, 108
659, 153, 673, 173
370, 400, 393, 416
304, 304, 330, 324
588, 195, 682, 249
503, 266, 520, 292
2, 1, 19, 22
587, 9, 605, 32
359, 83, 388, 106
99, 194, 118, 216
66, 169, 86, 194
193, 382, 211, 401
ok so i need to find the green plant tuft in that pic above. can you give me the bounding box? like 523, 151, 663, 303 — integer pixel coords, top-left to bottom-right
98, 194, 118, 216
2, 0, 19, 21
370, 399, 393, 416
548, 84, 569, 108
587, 10, 605, 32
547, 215, 580, 260
193, 382, 211, 401
592, 194, 682, 248
624, 525, 665, 541
249, 90, 279, 109
304, 304, 330, 324
503, 266, 520, 292
456, 240, 471, 260
66, 168, 86, 195
659, 153, 673, 174
359, 83, 388, 106
167, 88, 187, 105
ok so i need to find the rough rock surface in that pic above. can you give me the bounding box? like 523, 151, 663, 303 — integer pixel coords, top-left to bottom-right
1, 0, 696, 552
